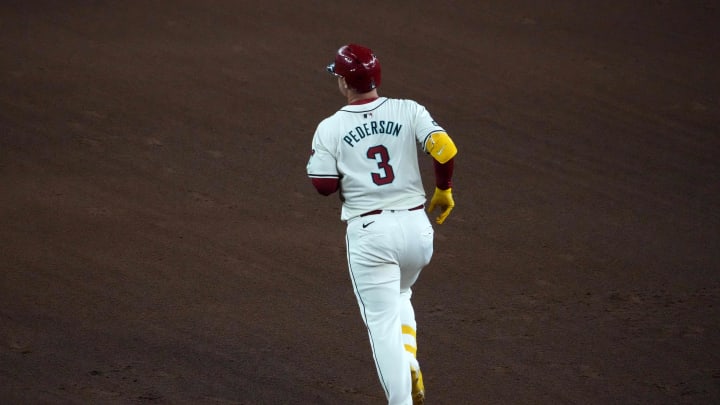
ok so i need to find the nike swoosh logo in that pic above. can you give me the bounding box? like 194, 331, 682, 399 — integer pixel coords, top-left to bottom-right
362, 221, 375, 228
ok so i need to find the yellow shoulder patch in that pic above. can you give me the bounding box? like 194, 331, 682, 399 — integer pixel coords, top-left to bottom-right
425, 132, 457, 163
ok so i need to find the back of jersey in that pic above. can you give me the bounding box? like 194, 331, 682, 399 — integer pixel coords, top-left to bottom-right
308, 97, 446, 221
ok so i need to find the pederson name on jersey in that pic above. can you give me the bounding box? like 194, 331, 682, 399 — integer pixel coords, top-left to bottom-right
343, 120, 403, 147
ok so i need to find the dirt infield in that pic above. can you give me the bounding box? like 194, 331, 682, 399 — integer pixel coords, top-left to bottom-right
1, 1, 718, 404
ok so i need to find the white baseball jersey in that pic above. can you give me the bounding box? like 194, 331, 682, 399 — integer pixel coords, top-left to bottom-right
307, 97, 445, 221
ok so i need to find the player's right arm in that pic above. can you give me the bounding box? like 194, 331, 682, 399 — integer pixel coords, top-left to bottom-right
424, 131, 457, 164
409, 101, 459, 223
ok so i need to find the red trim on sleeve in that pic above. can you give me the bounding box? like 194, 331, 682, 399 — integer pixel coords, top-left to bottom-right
311, 178, 340, 196
434, 158, 454, 190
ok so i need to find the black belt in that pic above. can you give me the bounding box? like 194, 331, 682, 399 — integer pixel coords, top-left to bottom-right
360, 204, 424, 217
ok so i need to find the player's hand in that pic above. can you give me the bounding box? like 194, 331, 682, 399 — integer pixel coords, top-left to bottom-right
427, 187, 455, 224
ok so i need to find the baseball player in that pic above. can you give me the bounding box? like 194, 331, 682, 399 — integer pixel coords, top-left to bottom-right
306, 44, 457, 405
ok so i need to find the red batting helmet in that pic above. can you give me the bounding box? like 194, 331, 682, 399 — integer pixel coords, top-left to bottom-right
326, 44, 382, 93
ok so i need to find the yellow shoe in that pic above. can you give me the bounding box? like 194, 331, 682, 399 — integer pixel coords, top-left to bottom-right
411, 367, 425, 405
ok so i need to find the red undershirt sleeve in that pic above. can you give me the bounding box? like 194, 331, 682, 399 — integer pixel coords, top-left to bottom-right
434, 158, 454, 190
311, 177, 340, 196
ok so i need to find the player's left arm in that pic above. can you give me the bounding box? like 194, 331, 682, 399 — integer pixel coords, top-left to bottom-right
307, 131, 340, 196
425, 132, 457, 224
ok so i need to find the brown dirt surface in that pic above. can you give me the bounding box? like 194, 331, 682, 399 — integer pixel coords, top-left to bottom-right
1, 1, 719, 404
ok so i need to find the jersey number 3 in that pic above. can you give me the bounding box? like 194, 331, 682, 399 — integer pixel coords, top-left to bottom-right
367, 145, 395, 185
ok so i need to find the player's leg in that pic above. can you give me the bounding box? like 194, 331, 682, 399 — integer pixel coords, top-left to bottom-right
346, 217, 412, 404
400, 291, 424, 404
354, 263, 411, 404
397, 209, 434, 347
397, 210, 434, 404
400, 291, 420, 367
399, 290, 419, 368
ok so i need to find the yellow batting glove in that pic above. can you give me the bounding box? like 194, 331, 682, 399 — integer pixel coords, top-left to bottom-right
427, 187, 455, 224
